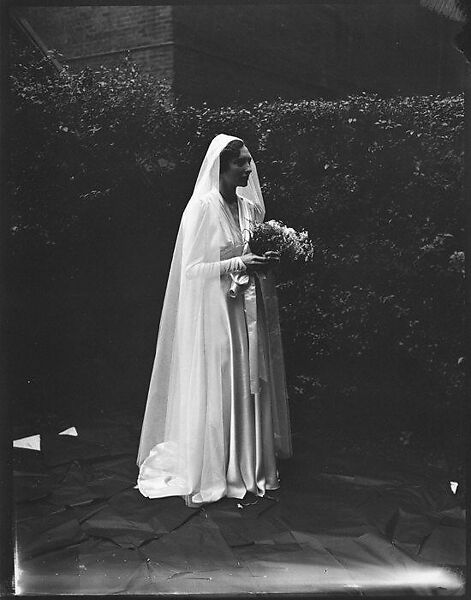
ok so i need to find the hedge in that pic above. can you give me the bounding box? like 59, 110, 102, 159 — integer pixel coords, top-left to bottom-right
8, 32, 465, 448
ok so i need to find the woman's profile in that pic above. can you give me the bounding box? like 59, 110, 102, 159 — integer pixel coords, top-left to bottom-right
136, 134, 292, 507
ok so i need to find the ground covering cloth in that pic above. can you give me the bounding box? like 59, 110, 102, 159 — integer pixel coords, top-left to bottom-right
13, 412, 465, 595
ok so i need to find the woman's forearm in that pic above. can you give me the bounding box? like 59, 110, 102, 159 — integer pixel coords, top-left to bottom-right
186, 256, 247, 279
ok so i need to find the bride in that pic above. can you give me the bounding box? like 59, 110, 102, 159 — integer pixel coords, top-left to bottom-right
136, 134, 292, 507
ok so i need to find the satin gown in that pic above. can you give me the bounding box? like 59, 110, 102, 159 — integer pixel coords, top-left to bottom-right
137, 192, 288, 505
218, 196, 280, 498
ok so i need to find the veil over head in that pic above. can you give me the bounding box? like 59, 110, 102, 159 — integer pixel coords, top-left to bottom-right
189, 133, 265, 220
136, 134, 291, 504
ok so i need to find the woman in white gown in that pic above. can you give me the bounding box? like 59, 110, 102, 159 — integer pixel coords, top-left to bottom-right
136, 134, 292, 507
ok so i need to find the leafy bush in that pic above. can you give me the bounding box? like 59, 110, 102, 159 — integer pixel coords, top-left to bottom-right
8, 32, 464, 450
249, 96, 465, 440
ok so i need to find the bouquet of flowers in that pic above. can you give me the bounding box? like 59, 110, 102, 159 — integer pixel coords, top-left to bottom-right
248, 219, 315, 264
229, 220, 314, 298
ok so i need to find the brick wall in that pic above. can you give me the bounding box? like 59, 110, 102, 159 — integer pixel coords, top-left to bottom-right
11, 4, 465, 106
172, 4, 342, 105
172, 2, 465, 105
12, 6, 174, 84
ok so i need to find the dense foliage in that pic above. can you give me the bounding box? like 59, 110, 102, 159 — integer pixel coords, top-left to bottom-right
8, 33, 465, 452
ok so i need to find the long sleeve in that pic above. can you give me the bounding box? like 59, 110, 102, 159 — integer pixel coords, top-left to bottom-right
186, 255, 246, 279
182, 195, 248, 280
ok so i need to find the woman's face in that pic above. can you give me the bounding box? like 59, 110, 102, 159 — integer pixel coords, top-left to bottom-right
222, 145, 253, 187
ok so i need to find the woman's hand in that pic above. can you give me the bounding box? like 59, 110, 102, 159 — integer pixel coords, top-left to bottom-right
241, 251, 280, 272
264, 251, 280, 265
259, 251, 280, 272
241, 252, 269, 271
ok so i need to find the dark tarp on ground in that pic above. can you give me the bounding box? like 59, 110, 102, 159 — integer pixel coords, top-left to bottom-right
13, 420, 465, 595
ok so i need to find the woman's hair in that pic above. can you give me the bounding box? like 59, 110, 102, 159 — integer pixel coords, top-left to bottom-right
219, 139, 244, 174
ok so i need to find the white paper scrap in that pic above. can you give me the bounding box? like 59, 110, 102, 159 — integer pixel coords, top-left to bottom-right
450, 481, 459, 494
58, 427, 78, 437
13, 434, 41, 451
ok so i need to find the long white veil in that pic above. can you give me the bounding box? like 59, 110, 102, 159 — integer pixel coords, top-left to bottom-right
136, 134, 291, 504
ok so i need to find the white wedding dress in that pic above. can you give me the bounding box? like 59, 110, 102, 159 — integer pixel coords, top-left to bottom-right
136, 135, 292, 506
